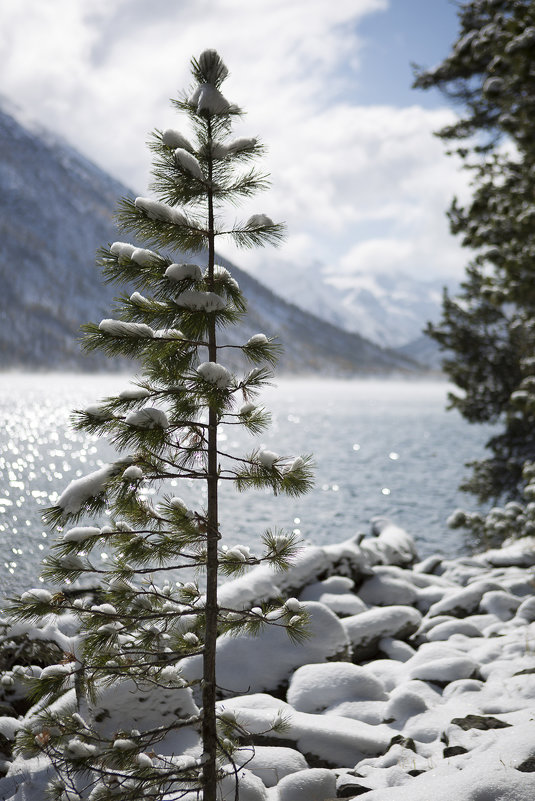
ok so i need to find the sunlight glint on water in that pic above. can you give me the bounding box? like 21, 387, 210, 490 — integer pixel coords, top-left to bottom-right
0, 374, 494, 597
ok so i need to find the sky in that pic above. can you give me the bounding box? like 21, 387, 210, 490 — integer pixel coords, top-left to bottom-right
0, 0, 469, 285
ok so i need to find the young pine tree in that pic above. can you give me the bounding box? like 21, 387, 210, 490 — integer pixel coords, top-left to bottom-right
10, 50, 313, 801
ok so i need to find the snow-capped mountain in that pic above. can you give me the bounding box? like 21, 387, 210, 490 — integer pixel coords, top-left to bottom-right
245, 258, 456, 351
0, 101, 419, 375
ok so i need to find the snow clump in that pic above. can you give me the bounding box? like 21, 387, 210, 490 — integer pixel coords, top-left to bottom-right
176, 290, 226, 311
174, 148, 204, 180
162, 128, 193, 150
131, 247, 159, 267
258, 450, 279, 468
118, 386, 151, 400
64, 739, 98, 758
58, 464, 116, 513
20, 589, 53, 603
227, 136, 257, 153
165, 263, 202, 283
110, 241, 136, 261
124, 408, 169, 429
189, 83, 230, 115
247, 334, 268, 346
246, 214, 274, 228
98, 319, 154, 338
197, 362, 232, 389
122, 466, 143, 481
134, 196, 186, 225
62, 527, 101, 543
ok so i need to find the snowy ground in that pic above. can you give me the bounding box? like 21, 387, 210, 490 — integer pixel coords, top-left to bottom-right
1, 520, 535, 800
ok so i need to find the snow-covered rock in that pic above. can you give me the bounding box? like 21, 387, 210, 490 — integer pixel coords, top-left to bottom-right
3, 521, 535, 801
234, 746, 308, 788
270, 768, 336, 801
342, 605, 422, 659
287, 662, 387, 713
181, 602, 350, 697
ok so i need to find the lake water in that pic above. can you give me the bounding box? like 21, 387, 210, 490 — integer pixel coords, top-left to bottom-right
0, 374, 494, 598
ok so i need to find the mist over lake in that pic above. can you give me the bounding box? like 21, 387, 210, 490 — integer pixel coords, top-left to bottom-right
0, 374, 493, 597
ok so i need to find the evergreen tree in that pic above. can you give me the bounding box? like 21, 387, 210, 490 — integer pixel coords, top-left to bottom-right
10, 50, 312, 801
414, 0, 535, 514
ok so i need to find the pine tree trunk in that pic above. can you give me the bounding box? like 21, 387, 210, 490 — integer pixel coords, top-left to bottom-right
202, 124, 219, 801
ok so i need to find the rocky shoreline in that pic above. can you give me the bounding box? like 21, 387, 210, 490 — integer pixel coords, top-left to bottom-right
1, 520, 535, 799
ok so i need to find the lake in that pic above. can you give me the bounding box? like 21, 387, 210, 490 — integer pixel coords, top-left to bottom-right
0, 374, 494, 598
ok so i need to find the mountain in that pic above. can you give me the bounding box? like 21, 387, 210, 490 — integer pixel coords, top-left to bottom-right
0, 100, 419, 376
396, 333, 444, 372
245, 259, 457, 351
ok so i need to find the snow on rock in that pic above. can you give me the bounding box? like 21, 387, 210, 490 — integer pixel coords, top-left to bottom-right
365, 517, 418, 566
180, 602, 350, 697
225, 696, 390, 768
165, 263, 202, 283
57, 464, 115, 513
234, 746, 308, 788
124, 407, 169, 429
383, 681, 433, 722
342, 606, 422, 660
197, 361, 232, 389
299, 576, 367, 617
516, 596, 535, 621
483, 537, 535, 567
357, 720, 535, 800
425, 619, 483, 641
218, 768, 268, 801
427, 580, 500, 618
378, 637, 415, 662
287, 663, 387, 713
0, 755, 53, 801
0, 717, 22, 740
358, 572, 418, 607
479, 589, 521, 620
98, 319, 154, 338
271, 768, 336, 801
5, 522, 535, 800
408, 655, 479, 683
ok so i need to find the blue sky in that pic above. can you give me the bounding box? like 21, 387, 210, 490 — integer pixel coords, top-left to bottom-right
1, 0, 468, 284
354, 0, 460, 107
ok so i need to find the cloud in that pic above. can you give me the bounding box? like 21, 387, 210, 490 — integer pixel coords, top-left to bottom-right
0, 0, 467, 282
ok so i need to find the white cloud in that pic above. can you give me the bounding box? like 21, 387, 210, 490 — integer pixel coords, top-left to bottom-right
0, 0, 468, 283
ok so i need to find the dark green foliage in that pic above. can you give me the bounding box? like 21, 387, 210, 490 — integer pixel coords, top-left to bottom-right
415, 0, 535, 510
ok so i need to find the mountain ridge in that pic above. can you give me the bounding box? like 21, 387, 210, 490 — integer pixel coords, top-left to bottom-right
0, 101, 420, 375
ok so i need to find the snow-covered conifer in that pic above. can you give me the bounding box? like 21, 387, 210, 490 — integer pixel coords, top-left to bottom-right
9, 49, 312, 801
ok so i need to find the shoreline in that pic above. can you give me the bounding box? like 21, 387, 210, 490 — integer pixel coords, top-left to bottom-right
1, 520, 535, 799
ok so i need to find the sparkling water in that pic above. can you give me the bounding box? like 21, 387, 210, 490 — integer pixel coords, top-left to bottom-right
0, 374, 494, 597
